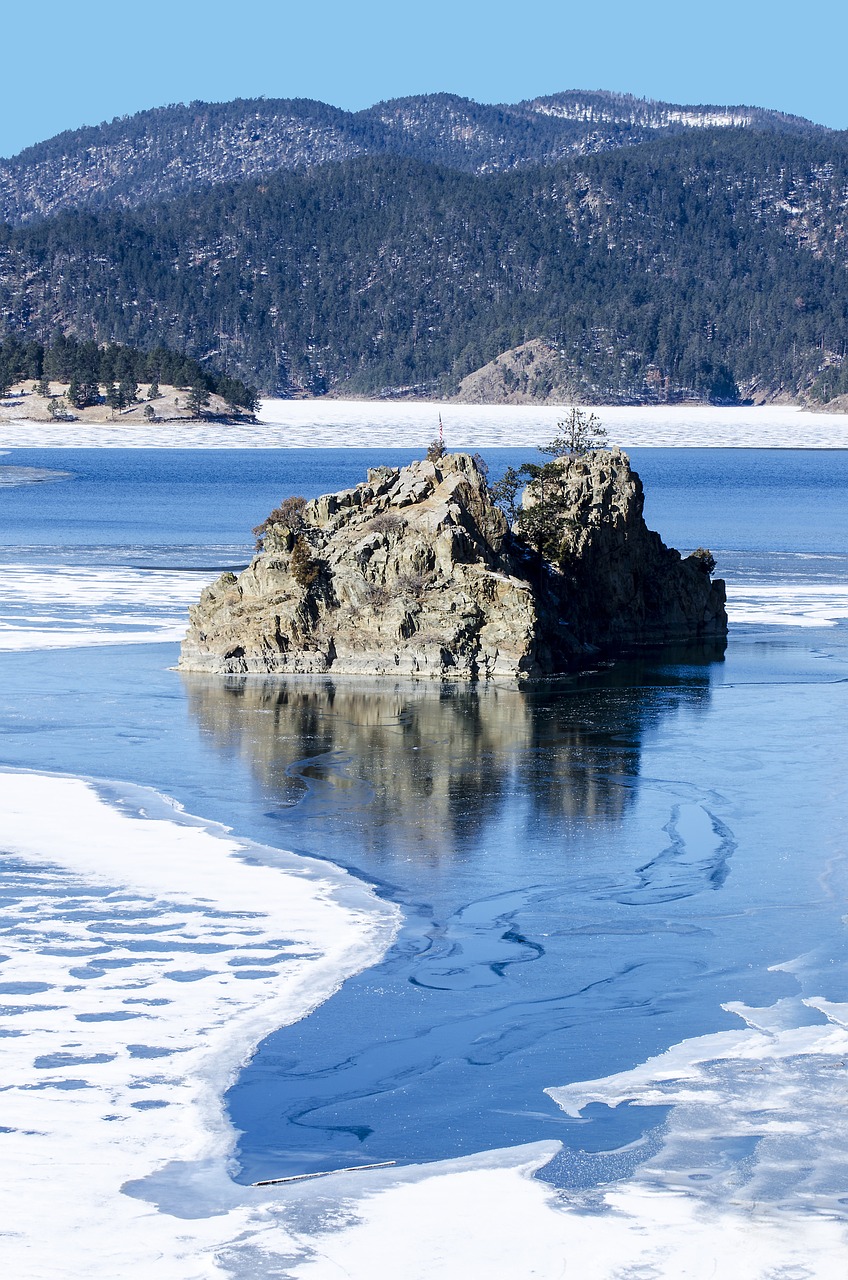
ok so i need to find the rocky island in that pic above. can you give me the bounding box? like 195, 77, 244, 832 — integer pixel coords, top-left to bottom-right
179, 449, 727, 679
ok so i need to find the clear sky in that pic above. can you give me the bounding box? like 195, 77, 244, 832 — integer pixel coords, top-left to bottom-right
2, 0, 846, 158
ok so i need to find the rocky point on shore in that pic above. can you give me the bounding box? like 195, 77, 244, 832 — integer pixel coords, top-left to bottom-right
179, 450, 727, 679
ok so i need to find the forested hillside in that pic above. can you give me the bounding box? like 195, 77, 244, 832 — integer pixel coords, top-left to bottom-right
0, 91, 823, 226
2, 127, 848, 404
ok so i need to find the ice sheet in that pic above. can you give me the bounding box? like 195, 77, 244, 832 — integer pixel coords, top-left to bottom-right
3, 771, 847, 1277
0, 769, 398, 1278
726, 583, 848, 627
278, 1000, 848, 1279
1, 401, 848, 448
0, 565, 205, 649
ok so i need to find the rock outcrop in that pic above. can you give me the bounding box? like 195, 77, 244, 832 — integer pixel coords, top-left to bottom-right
528, 448, 727, 651
452, 340, 581, 406
179, 450, 726, 679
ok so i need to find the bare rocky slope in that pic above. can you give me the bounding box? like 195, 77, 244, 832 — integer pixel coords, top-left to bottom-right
179, 450, 726, 680
453, 340, 583, 405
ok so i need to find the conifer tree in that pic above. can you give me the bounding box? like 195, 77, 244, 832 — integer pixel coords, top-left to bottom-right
118, 376, 138, 405
186, 382, 211, 417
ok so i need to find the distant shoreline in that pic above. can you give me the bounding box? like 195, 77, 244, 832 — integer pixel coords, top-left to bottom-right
0, 382, 254, 429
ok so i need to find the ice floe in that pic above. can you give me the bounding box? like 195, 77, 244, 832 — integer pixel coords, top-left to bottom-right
726, 583, 848, 627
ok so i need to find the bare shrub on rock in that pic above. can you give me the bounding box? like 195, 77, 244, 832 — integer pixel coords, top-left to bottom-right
290, 535, 319, 588
362, 580, 390, 608
397, 571, 429, 599
368, 512, 403, 534
253, 496, 307, 550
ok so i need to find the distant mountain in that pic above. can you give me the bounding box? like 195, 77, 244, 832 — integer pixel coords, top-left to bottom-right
3, 127, 848, 405
0, 90, 826, 225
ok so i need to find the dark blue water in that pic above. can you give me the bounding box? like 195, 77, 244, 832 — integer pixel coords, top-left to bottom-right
3, 446, 848, 560
1, 446, 847, 1188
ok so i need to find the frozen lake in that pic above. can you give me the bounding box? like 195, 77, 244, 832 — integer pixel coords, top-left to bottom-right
1, 398, 848, 448
0, 439, 847, 1276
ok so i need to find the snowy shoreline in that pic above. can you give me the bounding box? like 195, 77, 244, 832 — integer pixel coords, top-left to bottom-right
0, 400, 848, 448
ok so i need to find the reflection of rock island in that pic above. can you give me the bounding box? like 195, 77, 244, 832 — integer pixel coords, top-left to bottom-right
182, 665, 720, 863
180, 450, 726, 680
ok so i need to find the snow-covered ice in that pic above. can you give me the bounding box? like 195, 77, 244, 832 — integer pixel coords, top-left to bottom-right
0, 566, 209, 649
0, 769, 398, 1278
1, 400, 847, 448
725, 583, 848, 627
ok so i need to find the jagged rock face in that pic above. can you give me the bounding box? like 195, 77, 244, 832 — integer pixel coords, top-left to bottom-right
525, 449, 727, 649
179, 450, 726, 680
180, 454, 546, 679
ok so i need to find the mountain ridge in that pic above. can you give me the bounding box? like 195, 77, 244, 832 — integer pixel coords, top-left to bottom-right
2, 93, 848, 408
0, 89, 828, 226
4, 131, 848, 403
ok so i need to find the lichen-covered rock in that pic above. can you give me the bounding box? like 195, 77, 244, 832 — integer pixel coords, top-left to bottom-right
179, 450, 726, 679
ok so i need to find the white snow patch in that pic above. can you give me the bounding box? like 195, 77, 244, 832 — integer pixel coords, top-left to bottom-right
0, 565, 205, 648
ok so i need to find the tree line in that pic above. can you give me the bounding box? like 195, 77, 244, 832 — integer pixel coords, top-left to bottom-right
0, 333, 259, 411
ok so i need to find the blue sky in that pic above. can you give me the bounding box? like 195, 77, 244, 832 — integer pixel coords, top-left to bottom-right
2, 0, 846, 157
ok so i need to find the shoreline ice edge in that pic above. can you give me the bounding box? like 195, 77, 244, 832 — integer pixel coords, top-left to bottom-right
0, 766, 401, 1277
4, 768, 848, 1277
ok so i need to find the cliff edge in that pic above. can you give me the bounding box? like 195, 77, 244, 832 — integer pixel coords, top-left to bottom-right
179, 450, 726, 679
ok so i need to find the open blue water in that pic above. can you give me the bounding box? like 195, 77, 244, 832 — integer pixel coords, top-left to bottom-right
1, 447, 847, 1192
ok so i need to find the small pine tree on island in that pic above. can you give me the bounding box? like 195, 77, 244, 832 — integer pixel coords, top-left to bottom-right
540, 408, 608, 458
426, 412, 446, 462
490, 407, 612, 567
